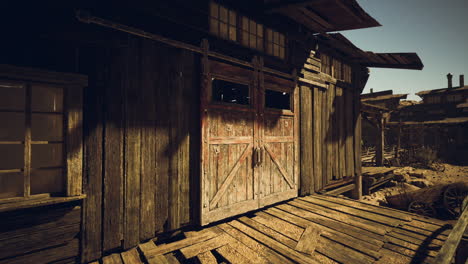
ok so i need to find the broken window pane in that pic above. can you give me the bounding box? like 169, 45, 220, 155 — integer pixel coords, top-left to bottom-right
265, 89, 291, 110
212, 79, 250, 106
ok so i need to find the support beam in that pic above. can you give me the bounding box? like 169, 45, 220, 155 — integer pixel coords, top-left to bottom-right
375, 114, 384, 166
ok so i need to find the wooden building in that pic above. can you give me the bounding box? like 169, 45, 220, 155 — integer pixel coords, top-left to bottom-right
0, 1, 423, 263
360, 90, 408, 165
389, 73, 468, 164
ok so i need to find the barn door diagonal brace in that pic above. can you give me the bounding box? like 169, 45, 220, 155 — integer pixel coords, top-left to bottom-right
209, 143, 253, 209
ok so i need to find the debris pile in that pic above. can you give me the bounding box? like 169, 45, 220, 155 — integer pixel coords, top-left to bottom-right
361, 164, 468, 219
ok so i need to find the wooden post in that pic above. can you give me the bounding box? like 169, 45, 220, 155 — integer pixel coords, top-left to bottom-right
375, 113, 384, 166
395, 119, 401, 160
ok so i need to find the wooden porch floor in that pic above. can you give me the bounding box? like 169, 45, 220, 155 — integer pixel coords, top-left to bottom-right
93, 194, 453, 264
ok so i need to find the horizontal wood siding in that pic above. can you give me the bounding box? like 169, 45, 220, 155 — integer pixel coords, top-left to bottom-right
299, 52, 363, 193
0, 203, 81, 264
81, 37, 200, 261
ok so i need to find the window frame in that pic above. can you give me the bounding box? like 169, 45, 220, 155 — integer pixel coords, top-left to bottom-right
0, 66, 86, 209
209, 75, 253, 110
209, 1, 287, 60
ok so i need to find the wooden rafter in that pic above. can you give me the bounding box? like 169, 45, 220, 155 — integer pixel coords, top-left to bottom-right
298, 7, 332, 29
334, 0, 363, 23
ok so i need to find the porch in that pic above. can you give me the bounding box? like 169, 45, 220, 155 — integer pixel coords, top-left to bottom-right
93, 194, 453, 264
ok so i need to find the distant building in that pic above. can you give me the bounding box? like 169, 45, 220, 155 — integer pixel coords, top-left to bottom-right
389, 74, 468, 164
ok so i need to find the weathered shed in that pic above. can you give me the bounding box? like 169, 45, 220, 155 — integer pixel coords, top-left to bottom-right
0, 1, 424, 263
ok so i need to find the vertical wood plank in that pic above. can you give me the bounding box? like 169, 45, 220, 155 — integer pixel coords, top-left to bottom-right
24, 84, 31, 197
124, 37, 141, 249
327, 85, 335, 182
353, 67, 366, 199
313, 87, 321, 191
178, 49, 193, 226
321, 89, 327, 187
168, 47, 181, 230
140, 39, 156, 241
338, 87, 345, 180
345, 88, 354, 177
154, 44, 170, 232
103, 47, 124, 251
81, 47, 104, 262
332, 85, 338, 181
66, 85, 83, 196
299, 85, 313, 195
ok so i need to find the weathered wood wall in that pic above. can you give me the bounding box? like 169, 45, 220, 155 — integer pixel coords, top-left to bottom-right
80, 37, 200, 262
0, 203, 81, 264
299, 53, 364, 194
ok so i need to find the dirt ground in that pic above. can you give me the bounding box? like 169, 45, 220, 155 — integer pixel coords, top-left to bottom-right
360, 163, 468, 218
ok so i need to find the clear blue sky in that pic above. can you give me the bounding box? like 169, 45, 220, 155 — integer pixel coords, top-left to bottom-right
341, 0, 468, 100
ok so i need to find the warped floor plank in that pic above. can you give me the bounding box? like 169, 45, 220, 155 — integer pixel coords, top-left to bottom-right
89, 194, 453, 264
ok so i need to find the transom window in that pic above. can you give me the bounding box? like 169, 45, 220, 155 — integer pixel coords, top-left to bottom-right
212, 78, 250, 106
209, 2, 286, 59
265, 89, 291, 110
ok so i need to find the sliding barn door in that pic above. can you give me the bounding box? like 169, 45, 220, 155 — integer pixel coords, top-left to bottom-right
200, 58, 298, 225
258, 73, 299, 207
200, 60, 259, 225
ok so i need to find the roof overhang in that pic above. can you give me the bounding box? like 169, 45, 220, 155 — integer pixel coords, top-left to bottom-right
265, 0, 381, 33
318, 33, 424, 70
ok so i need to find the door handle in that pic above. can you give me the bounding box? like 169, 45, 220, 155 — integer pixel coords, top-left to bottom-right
258, 146, 263, 166
253, 147, 262, 167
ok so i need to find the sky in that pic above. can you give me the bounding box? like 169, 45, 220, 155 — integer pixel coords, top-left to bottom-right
341, 0, 468, 100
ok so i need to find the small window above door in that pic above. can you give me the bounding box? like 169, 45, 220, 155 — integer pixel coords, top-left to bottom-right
265, 89, 291, 110
212, 78, 250, 106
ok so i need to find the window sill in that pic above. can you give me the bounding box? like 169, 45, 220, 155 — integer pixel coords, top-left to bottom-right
0, 195, 86, 213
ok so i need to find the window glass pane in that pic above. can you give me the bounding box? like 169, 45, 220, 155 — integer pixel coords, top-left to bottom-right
265, 90, 291, 110
31, 143, 63, 168
279, 34, 285, 46
220, 22, 228, 39
229, 26, 237, 41
249, 34, 256, 49
210, 2, 219, 18
257, 37, 264, 51
212, 79, 250, 105
31, 168, 64, 195
242, 31, 249, 46
229, 10, 236, 25
32, 86, 63, 113
257, 24, 263, 37
249, 20, 256, 34
273, 31, 279, 44
267, 29, 273, 42
0, 84, 24, 110
0, 144, 24, 170
242, 17, 249, 31
274, 44, 280, 57
210, 18, 219, 35
279, 47, 285, 59
32, 113, 63, 141
220, 6, 228, 23
267, 42, 273, 55
0, 172, 23, 199
0, 112, 25, 141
